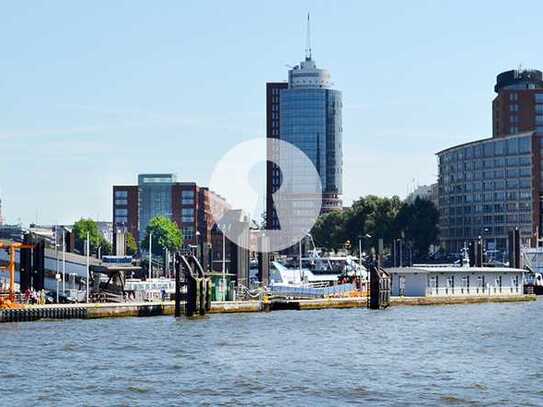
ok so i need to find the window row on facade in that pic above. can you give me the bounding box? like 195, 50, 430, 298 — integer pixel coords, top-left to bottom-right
439, 138, 532, 163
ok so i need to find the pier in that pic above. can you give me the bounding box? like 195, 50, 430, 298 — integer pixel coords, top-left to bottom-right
0, 294, 535, 323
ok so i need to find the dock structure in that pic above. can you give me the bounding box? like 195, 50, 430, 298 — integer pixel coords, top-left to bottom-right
0, 294, 536, 323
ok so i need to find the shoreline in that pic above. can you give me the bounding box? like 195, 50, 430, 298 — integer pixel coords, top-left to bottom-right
0, 294, 536, 323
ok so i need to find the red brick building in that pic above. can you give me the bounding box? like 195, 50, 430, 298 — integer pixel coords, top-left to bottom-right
113, 175, 229, 251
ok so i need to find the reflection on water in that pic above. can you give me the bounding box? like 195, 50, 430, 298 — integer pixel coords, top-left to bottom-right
1, 301, 542, 406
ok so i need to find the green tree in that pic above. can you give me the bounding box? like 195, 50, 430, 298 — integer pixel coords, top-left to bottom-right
73, 218, 104, 254
395, 197, 439, 258
311, 210, 348, 250
125, 232, 138, 256
344, 195, 402, 251
141, 216, 183, 256
100, 240, 112, 256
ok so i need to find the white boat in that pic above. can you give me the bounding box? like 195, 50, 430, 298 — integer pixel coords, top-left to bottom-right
124, 278, 176, 302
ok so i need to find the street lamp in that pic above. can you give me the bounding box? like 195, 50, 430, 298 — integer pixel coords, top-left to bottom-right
358, 234, 372, 267
358, 234, 371, 292
479, 227, 489, 266
86, 231, 90, 303
62, 227, 66, 294
195, 230, 202, 265
148, 231, 153, 280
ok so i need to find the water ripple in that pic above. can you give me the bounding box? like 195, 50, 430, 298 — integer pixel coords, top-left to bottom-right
0, 301, 541, 405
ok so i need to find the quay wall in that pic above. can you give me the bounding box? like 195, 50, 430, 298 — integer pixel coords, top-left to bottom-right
391, 294, 536, 306
0, 295, 536, 323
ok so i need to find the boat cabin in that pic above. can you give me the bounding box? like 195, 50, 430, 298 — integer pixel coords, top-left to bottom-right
388, 265, 525, 297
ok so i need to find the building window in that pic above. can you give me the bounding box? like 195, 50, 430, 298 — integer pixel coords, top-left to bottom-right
115, 199, 128, 206
182, 209, 195, 223
182, 227, 194, 240
115, 208, 128, 216
509, 104, 519, 112
518, 137, 532, 153
535, 93, 543, 103
519, 190, 531, 200
115, 216, 128, 224
181, 190, 195, 205
115, 191, 128, 199
510, 93, 518, 101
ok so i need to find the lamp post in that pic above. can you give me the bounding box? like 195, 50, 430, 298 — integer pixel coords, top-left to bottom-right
55, 272, 60, 303
478, 227, 489, 266
358, 234, 372, 267
86, 231, 90, 303
164, 247, 169, 279
148, 231, 153, 280
62, 228, 66, 294
358, 234, 372, 292
196, 230, 202, 264
299, 239, 303, 282
222, 230, 226, 300
54, 226, 60, 294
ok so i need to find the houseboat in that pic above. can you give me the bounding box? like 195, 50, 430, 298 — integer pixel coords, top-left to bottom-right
387, 251, 525, 298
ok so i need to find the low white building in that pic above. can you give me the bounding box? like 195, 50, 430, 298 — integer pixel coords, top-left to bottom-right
388, 264, 525, 297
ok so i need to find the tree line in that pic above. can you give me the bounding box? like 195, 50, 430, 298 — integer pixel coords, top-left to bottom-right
311, 195, 439, 260
72, 215, 182, 257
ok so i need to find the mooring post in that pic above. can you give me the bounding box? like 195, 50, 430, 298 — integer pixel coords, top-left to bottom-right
174, 253, 182, 318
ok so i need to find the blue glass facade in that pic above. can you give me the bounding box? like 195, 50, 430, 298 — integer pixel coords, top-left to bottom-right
137, 174, 175, 242
280, 88, 343, 201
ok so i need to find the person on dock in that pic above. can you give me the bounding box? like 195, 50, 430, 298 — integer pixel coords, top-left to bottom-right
24, 288, 31, 304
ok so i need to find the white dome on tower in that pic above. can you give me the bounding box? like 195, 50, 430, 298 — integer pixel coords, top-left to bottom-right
288, 57, 333, 89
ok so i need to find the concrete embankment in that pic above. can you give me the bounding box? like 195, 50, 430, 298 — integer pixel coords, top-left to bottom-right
0, 295, 535, 323
391, 294, 536, 306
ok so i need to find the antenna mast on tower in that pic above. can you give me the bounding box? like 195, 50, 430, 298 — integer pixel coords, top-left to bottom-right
305, 12, 312, 60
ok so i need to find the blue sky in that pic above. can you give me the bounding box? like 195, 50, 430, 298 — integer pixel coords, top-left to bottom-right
1, 0, 542, 225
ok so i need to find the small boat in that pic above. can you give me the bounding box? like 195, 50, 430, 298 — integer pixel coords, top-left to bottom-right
524, 272, 543, 295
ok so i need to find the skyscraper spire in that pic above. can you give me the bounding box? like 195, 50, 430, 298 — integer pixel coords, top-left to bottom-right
305, 12, 312, 61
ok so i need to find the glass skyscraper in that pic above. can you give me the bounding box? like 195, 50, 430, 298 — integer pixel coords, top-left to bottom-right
266, 50, 343, 230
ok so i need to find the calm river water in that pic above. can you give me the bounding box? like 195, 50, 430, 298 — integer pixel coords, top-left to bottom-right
1, 301, 542, 406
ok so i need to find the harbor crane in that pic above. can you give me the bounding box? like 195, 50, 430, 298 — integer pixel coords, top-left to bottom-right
0, 241, 34, 306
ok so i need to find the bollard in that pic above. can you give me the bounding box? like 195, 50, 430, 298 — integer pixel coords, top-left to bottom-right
199, 278, 206, 315
205, 278, 212, 312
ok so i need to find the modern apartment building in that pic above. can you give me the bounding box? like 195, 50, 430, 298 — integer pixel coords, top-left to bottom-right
438, 68, 543, 253
438, 131, 540, 252
265, 41, 343, 230
112, 174, 229, 250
